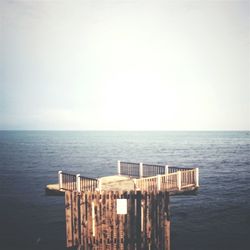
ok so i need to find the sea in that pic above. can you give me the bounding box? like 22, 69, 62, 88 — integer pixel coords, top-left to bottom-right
0, 131, 249, 250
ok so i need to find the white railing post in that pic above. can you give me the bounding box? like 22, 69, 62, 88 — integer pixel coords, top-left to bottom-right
134, 179, 138, 190
139, 162, 143, 178
195, 168, 199, 187
165, 165, 169, 175
76, 174, 81, 192
157, 175, 161, 191
92, 201, 95, 237
118, 160, 121, 175
98, 179, 102, 191
58, 171, 63, 190
177, 171, 182, 190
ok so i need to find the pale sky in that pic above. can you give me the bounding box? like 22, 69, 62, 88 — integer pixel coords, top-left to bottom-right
1, 0, 249, 130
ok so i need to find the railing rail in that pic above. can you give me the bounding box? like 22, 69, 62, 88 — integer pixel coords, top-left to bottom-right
58, 162, 199, 193
181, 169, 195, 188
119, 161, 194, 178
142, 163, 166, 177
168, 166, 193, 173
161, 172, 179, 191
135, 169, 197, 192
119, 161, 168, 178
134, 175, 158, 192
61, 172, 77, 191
119, 161, 140, 177
59, 172, 98, 191
79, 176, 98, 191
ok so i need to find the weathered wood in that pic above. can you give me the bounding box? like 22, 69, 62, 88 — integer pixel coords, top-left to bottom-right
72, 191, 79, 245
165, 220, 170, 250
87, 192, 92, 247
151, 192, 156, 249
136, 191, 141, 249
80, 192, 86, 248
101, 192, 106, 249
120, 191, 126, 250
65, 191, 73, 247
110, 191, 115, 248
65, 190, 170, 249
164, 191, 170, 250
128, 191, 135, 250
126, 191, 130, 250
142, 191, 147, 249
107, 192, 111, 249
95, 192, 99, 247
146, 192, 151, 249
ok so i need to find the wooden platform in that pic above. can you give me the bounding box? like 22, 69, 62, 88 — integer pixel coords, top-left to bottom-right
46, 174, 198, 196
46, 183, 64, 195
46, 161, 199, 195
46, 175, 135, 195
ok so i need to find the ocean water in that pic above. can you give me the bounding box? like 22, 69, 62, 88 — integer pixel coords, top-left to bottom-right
0, 131, 249, 250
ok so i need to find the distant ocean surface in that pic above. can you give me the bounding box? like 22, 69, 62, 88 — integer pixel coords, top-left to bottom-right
0, 131, 249, 250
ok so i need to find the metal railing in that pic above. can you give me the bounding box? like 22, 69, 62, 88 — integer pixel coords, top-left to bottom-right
58, 162, 199, 193
58, 171, 98, 192
180, 169, 195, 188
134, 175, 158, 192
79, 176, 98, 191
142, 163, 166, 177
119, 161, 167, 178
60, 172, 77, 191
168, 166, 193, 173
161, 172, 178, 191
118, 161, 140, 177
134, 168, 199, 192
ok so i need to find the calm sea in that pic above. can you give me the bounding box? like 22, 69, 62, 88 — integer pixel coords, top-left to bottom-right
0, 131, 249, 250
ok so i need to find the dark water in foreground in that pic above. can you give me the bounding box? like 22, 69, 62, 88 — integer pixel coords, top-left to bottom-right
0, 131, 249, 250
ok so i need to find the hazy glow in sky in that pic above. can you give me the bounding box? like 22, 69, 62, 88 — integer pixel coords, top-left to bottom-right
1, 0, 249, 130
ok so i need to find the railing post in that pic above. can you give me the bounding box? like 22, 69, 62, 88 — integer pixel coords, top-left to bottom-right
157, 175, 161, 191
177, 171, 182, 190
58, 171, 63, 190
118, 160, 121, 175
195, 168, 199, 187
139, 162, 143, 178
165, 165, 169, 175
92, 201, 95, 237
98, 179, 102, 191
76, 174, 81, 192
134, 179, 138, 190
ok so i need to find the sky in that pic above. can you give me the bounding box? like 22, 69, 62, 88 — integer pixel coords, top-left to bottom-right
0, 0, 249, 130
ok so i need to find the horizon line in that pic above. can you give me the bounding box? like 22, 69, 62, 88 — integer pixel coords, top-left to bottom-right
0, 129, 249, 132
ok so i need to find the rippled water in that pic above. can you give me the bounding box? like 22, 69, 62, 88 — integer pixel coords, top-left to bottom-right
0, 131, 249, 250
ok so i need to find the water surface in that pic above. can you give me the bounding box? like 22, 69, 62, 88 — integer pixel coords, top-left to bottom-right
0, 131, 249, 249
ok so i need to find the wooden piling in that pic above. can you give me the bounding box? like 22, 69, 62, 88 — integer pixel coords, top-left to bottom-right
65, 190, 170, 249
65, 191, 73, 247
